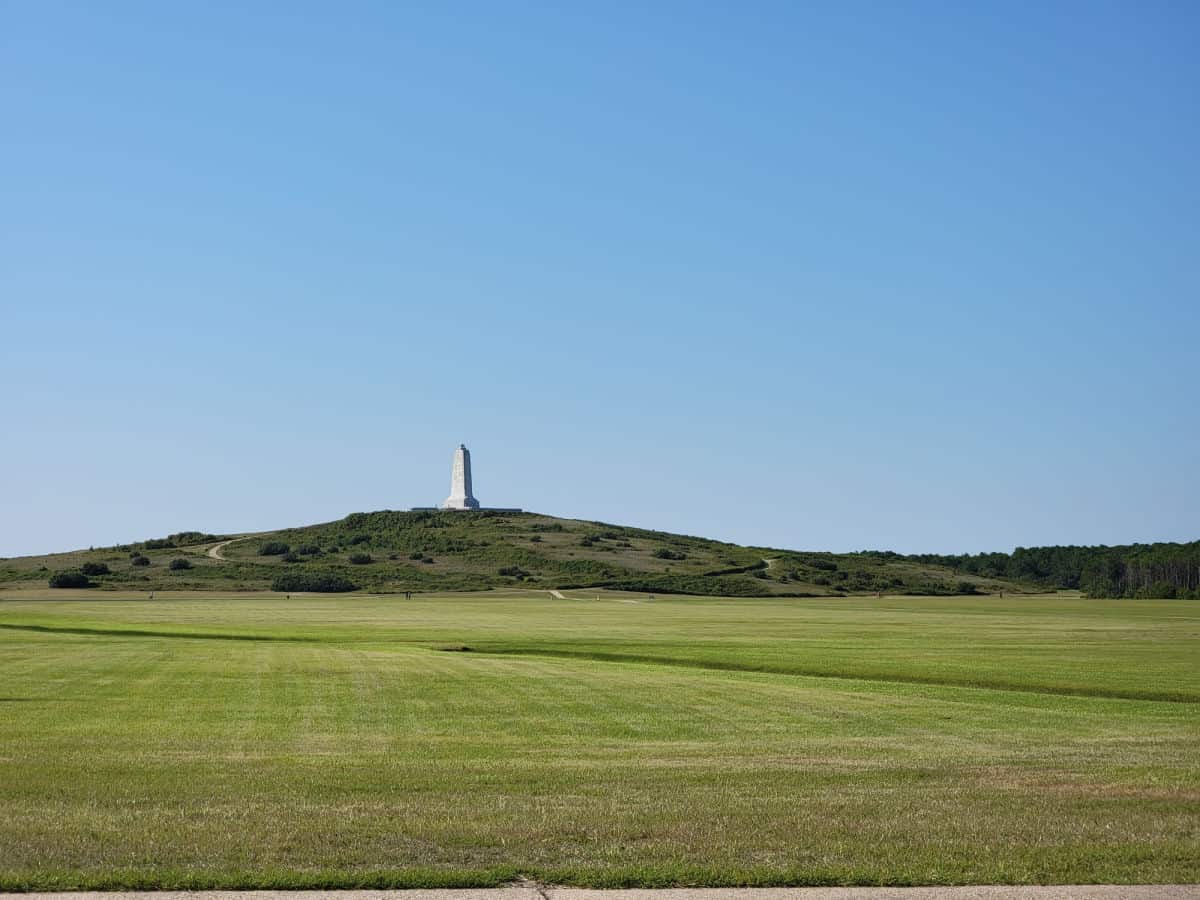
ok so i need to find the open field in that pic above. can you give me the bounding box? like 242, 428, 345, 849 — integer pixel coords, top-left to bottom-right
0, 590, 1197, 888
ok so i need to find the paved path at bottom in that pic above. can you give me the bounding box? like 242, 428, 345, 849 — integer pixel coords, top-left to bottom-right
8, 887, 1198, 900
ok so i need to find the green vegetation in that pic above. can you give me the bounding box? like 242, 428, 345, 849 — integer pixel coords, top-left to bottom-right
47, 571, 91, 589
2, 510, 1194, 598
905, 541, 1200, 598
270, 572, 358, 593
0, 510, 1035, 596
0, 591, 1195, 888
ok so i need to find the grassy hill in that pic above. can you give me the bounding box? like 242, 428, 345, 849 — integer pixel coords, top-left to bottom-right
0, 509, 1030, 596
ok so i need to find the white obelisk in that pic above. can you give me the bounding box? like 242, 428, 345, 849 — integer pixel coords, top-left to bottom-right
442, 444, 481, 510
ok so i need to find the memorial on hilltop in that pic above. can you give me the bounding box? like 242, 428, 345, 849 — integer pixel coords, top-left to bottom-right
442, 444, 481, 510
419, 444, 520, 513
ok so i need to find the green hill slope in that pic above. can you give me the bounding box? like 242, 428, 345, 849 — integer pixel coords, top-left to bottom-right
0, 510, 1027, 596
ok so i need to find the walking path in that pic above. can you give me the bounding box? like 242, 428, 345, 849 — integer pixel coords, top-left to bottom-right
547, 590, 640, 604
8, 887, 1198, 900
207, 537, 251, 560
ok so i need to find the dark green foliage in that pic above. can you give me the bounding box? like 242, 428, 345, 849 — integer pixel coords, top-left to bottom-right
169, 558, 192, 571
270, 573, 358, 593
957, 581, 980, 595
168, 531, 220, 545
130, 555, 151, 567
498, 566, 530, 578
409, 551, 425, 560
904, 541, 1200, 599
653, 549, 688, 561
348, 553, 373, 565
530, 535, 542, 543
259, 542, 290, 556
347, 534, 370, 545
603, 574, 771, 597
48, 571, 91, 588
80, 562, 110, 576
281, 552, 300, 563
143, 538, 174, 550
296, 544, 322, 556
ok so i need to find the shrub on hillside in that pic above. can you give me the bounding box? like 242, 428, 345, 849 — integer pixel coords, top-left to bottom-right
347, 534, 370, 545
130, 555, 151, 567
143, 538, 174, 550
409, 551, 425, 560
499, 566, 530, 578
169, 558, 192, 571
957, 581, 980, 595
80, 562, 110, 576
271, 573, 358, 593
653, 548, 687, 561
49, 571, 92, 589
259, 541, 290, 556
281, 552, 300, 563
296, 544, 322, 556
349, 553, 373, 565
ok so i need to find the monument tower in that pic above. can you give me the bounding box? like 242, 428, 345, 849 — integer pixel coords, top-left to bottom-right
442, 444, 481, 510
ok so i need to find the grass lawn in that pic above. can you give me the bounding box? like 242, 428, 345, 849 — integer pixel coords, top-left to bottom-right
0, 590, 1196, 888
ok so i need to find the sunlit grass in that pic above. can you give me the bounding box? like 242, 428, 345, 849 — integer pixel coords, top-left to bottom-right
0, 591, 1196, 888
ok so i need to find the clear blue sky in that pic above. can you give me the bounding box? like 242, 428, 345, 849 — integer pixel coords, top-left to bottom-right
3, 1, 1197, 558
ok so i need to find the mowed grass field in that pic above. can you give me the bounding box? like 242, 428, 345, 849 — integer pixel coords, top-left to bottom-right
0, 590, 1197, 888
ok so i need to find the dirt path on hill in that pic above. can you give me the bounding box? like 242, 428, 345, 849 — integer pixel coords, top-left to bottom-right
207, 537, 250, 560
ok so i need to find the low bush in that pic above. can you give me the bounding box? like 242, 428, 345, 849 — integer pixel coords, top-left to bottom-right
80, 562, 110, 576
271, 573, 358, 593
409, 551, 425, 560
348, 534, 370, 545
653, 548, 687, 561
281, 552, 300, 563
349, 553, 373, 565
296, 544, 322, 556
259, 541, 290, 556
49, 571, 91, 589
130, 555, 151, 567
169, 558, 193, 571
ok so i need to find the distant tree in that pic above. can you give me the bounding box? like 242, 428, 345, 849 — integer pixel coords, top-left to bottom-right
409, 551, 425, 560
169, 558, 192, 571
49, 571, 92, 588
281, 552, 300, 563
80, 562, 110, 576
259, 541, 290, 556
271, 573, 358, 593
349, 553, 373, 565
130, 555, 151, 567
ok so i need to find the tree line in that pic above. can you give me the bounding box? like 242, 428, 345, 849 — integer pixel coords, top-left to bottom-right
896, 541, 1200, 598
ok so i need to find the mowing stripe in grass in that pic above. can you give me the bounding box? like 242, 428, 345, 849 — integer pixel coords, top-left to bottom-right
462, 646, 1200, 703
0, 623, 322, 643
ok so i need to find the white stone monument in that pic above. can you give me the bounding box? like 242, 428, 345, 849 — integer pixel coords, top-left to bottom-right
441, 444, 481, 510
